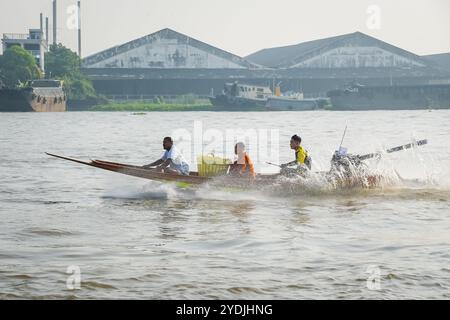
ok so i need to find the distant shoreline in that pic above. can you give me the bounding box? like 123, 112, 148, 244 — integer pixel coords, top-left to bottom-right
1, 100, 448, 112
89, 101, 269, 112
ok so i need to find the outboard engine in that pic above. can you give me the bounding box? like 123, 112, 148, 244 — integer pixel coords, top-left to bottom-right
330, 151, 366, 176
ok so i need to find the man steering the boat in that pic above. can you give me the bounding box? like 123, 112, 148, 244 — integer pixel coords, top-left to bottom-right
143, 137, 190, 175
280, 134, 312, 174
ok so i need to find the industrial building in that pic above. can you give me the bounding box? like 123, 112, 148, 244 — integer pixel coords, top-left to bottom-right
1, 1, 77, 73
81, 28, 263, 99
2, 28, 48, 72
81, 28, 450, 99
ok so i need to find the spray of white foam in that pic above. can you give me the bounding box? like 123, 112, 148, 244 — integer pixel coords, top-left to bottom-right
102, 180, 181, 200
99, 139, 449, 202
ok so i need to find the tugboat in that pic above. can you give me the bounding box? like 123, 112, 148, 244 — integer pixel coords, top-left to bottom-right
265, 84, 325, 111
265, 88, 320, 111
327, 82, 450, 110
209, 82, 272, 108
0, 79, 66, 112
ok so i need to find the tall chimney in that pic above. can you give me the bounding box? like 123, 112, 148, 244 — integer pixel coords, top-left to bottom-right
40, 13, 43, 34
45, 17, 49, 45
52, 0, 57, 45
78, 1, 82, 57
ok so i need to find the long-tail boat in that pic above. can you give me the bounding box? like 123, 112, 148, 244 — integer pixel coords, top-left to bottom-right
45, 139, 427, 190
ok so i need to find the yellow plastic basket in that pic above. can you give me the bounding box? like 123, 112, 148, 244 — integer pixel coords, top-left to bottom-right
197, 154, 231, 177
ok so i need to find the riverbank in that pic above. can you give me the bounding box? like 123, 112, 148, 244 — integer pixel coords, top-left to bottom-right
91, 102, 213, 112
90, 101, 267, 112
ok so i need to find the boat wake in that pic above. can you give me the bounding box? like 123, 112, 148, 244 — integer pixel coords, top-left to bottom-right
100, 175, 450, 205
101, 181, 184, 200
204, 154, 450, 201
99, 151, 450, 203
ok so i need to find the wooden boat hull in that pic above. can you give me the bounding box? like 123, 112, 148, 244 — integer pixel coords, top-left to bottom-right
46, 153, 382, 190
46, 153, 210, 185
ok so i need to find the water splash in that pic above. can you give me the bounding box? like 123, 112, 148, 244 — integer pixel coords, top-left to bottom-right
99, 140, 449, 202
258, 144, 449, 198
102, 181, 181, 200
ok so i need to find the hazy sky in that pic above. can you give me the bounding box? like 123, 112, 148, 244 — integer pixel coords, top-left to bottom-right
1, 0, 449, 58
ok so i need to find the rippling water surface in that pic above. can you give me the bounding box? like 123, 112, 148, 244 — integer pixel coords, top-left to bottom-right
1, 110, 450, 299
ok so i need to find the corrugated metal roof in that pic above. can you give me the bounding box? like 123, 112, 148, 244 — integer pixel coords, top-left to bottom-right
423, 52, 450, 71
82, 28, 260, 69
246, 31, 430, 68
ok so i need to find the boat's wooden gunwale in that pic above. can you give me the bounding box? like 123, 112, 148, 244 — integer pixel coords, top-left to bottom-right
46, 153, 210, 185
92, 159, 200, 176
90, 160, 209, 184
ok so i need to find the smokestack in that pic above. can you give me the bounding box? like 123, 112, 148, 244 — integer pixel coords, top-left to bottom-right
52, 0, 57, 45
45, 17, 49, 45
40, 13, 43, 34
78, 1, 82, 57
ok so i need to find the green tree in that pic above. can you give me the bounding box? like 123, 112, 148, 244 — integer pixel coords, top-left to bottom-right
0, 46, 41, 88
62, 74, 97, 100
45, 44, 81, 78
45, 44, 96, 100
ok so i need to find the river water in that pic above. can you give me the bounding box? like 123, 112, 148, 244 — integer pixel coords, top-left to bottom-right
0, 110, 449, 299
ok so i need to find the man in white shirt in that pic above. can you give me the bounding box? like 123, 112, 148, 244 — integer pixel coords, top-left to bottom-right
143, 137, 190, 175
